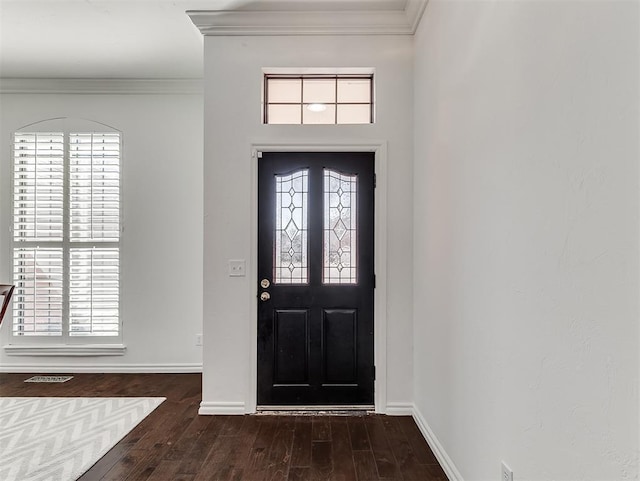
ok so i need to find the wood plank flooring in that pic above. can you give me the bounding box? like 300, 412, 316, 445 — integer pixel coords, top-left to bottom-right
0, 373, 447, 481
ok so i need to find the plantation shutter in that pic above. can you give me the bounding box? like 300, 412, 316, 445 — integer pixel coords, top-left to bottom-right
12, 133, 64, 335
69, 133, 120, 241
13, 133, 64, 241
12, 129, 121, 338
12, 248, 63, 336
69, 133, 120, 336
69, 248, 119, 336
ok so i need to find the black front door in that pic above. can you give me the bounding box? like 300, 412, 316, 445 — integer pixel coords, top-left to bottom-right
257, 152, 375, 406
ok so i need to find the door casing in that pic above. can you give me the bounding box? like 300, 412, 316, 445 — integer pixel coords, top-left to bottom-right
247, 141, 388, 413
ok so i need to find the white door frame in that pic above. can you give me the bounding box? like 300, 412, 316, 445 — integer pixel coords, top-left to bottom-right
247, 141, 389, 413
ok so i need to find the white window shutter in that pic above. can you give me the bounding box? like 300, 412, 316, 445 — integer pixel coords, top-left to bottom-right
69, 248, 119, 336
13, 133, 64, 241
12, 129, 121, 339
12, 248, 63, 336
70, 133, 120, 242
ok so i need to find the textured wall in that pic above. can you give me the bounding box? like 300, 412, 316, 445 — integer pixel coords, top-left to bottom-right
0, 90, 204, 371
201, 34, 415, 412
413, 1, 639, 479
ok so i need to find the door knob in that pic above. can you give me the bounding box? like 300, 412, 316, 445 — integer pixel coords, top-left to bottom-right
260, 292, 271, 301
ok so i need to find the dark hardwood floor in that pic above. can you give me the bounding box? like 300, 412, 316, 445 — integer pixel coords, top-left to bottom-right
0, 373, 447, 481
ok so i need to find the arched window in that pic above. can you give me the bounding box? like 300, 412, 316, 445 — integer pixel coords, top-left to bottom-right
11, 118, 121, 341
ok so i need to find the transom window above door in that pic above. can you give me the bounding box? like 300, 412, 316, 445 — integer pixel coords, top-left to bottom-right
263, 74, 374, 125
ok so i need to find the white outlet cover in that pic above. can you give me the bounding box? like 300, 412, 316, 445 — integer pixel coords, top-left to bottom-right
228, 259, 246, 277
501, 461, 513, 481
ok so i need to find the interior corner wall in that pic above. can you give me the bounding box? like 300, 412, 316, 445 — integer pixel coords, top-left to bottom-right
0, 91, 204, 371
412, 1, 639, 479
201, 35, 414, 412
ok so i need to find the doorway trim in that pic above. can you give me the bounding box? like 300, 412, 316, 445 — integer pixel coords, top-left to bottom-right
247, 141, 388, 414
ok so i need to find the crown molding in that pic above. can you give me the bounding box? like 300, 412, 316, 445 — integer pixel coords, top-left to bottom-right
187, 1, 428, 36
404, 0, 429, 33
0, 78, 204, 95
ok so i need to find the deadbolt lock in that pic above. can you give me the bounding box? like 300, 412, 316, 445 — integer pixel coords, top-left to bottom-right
260, 279, 270, 289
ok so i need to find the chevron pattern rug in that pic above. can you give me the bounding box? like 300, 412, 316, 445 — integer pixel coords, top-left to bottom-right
0, 397, 165, 481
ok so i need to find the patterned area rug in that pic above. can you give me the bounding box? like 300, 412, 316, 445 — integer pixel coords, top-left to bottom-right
0, 397, 165, 481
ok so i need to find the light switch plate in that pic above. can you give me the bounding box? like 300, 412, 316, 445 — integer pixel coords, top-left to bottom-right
228, 259, 246, 277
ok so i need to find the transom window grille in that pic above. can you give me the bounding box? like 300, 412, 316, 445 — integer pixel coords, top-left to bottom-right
12, 129, 121, 338
264, 75, 373, 125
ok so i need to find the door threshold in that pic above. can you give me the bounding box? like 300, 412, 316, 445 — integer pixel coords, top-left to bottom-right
257, 405, 374, 415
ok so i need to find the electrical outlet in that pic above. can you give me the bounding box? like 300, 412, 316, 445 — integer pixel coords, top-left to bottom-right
501, 462, 513, 481
195, 333, 203, 346
228, 259, 246, 277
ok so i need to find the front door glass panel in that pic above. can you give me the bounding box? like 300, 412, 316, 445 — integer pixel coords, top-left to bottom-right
323, 169, 357, 284
274, 169, 308, 284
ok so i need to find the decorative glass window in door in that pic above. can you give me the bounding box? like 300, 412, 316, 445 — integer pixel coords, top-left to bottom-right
274, 170, 309, 284
323, 170, 357, 284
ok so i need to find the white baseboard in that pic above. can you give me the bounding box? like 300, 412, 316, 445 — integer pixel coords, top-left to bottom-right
4, 344, 126, 356
0, 363, 202, 373
199, 401, 246, 415
385, 402, 414, 415
411, 404, 464, 481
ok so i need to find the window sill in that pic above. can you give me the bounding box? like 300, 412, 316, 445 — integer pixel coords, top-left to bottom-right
3, 344, 126, 356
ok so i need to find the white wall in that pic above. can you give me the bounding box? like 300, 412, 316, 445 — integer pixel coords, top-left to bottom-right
0, 87, 204, 371
413, 1, 639, 480
201, 35, 414, 412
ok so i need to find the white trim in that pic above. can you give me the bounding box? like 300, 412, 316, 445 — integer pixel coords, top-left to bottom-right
4, 344, 126, 356
199, 401, 246, 415
263, 67, 375, 76
248, 141, 388, 415
374, 142, 388, 414
257, 405, 374, 412
405, 0, 429, 33
386, 402, 414, 416
187, 2, 428, 37
248, 147, 259, 414
0, 78, 204, 95
0, 363, 202, 373
412, 404, 464, 481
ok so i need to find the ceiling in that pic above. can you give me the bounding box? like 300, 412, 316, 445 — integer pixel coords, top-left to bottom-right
0, 0, 409, 79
